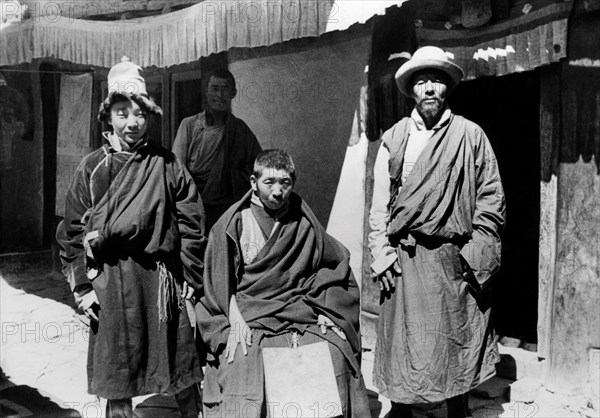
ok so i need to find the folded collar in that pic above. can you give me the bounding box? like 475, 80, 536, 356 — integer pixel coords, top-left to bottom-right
103, 131, 147, 153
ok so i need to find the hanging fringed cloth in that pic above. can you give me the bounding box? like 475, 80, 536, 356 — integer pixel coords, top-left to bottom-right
157, 261, 185, 324
559, 4, 600, 174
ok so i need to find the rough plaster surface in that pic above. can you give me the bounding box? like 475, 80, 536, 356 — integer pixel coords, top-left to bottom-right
547, 159, 600, 393
327, 132, 369, 290
229, 33, 371, 228
538, 175, 558, 360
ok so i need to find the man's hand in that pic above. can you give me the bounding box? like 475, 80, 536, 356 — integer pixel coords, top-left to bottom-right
373, 260, 401, 293
225, 317, 252, 363
76, 290, 100, 322
317, 314, 346, 340
226, 294, 252, 363
379, 269, 396, 293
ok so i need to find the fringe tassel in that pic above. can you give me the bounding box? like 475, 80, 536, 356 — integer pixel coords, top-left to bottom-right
157, 261, 184, 325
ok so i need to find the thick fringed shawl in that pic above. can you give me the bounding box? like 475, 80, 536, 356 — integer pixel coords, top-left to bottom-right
384, 113, 505, 287
196, 191, 362, 372
82, 143, 205, 287
57, 141, 206, 292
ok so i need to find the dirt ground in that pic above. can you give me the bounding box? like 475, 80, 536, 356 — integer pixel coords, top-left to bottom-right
0, 250, 593, 417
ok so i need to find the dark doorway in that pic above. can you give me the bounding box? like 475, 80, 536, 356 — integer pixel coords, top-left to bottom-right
39, 63, 61, 249
449, 71, 541, 344
0, 66, 36, 253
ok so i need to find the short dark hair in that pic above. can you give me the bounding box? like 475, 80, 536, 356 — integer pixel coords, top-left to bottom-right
206, 69, 236, 92
97, 91, 162, 123
253, 149, 296, 182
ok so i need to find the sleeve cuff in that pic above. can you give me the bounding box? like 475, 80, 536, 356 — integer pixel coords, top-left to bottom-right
370, 246, 398, 276
67, 264, 93, 292
73, 283, 93, 299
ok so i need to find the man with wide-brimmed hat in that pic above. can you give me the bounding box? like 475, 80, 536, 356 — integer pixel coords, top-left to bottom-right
368, 46, 506, 417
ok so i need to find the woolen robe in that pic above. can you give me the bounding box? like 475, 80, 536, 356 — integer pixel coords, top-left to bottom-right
56, 138, 206, 399
373, 112, 506, 403
196, 191, 370, 417
172, 112, 262, 230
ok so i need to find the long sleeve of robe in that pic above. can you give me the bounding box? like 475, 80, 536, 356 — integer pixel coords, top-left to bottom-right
368, 144, 397, 276
458, 132, 505, 288
56, 157, 94, 293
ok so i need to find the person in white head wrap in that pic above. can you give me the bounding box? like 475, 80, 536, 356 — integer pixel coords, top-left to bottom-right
56, 57, 206, 417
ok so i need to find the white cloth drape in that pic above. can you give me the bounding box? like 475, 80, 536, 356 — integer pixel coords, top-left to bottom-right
1, 1, 404, 68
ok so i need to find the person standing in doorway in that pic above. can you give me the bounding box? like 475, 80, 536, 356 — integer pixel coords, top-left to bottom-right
369, 46, 506, 418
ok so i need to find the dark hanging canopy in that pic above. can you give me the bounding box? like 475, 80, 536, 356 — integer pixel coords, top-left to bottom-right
560, 5, 600, 174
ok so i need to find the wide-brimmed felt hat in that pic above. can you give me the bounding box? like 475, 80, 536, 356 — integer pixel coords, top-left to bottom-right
395, 46, 464, 97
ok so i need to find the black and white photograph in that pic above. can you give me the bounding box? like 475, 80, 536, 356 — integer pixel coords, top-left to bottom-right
0, 0, 598, 417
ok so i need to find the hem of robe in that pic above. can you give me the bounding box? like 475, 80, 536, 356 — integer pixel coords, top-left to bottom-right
372, 241, 500, 405
88, 373, 203, 400
374, 365, 497, 405
86, 259, 203, 400
202, 326, 370, 418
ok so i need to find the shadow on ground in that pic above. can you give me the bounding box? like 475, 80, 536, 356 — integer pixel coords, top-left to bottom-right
0, 250, 76, 309
0, 367, 81, 417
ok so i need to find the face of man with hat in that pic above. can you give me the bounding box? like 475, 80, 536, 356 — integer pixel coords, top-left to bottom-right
395, 46, 464, 129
